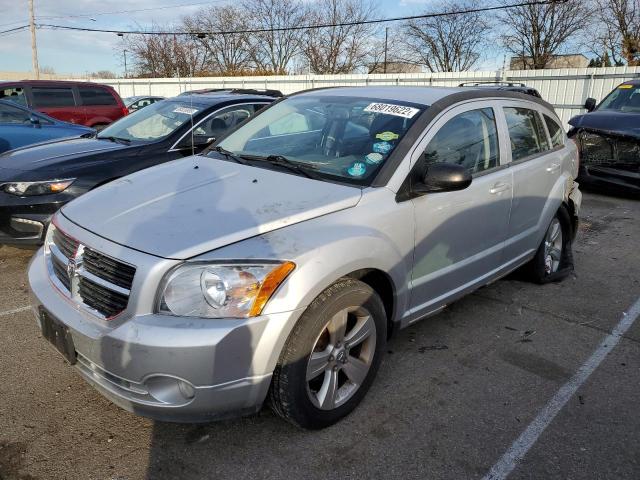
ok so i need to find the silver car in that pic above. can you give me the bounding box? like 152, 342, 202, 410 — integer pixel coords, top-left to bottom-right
28, 86, 581, 429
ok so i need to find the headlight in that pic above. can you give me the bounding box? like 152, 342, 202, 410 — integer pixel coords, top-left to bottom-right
158, 262, 295, 318
2, 179, 75, 196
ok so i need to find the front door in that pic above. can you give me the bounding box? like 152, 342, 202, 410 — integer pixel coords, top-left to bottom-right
407, 103, 513, 320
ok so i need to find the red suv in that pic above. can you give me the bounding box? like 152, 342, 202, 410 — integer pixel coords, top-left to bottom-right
0, 80, 128, 130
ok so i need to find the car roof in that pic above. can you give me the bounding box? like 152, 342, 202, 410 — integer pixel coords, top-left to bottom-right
168, 93, 278, 106
0, 80, 115, 89
621, 80, 640, 86
295, 85, 549, 107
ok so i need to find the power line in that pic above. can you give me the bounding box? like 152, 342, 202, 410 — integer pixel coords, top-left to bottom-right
37, 0, 568, 36
0, 25, 29, 36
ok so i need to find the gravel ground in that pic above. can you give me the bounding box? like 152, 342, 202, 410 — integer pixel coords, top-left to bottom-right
0, 192, 638, 480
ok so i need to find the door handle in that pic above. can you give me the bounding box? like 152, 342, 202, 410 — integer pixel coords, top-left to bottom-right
546, 163, 561, 173
489, 182, 510, 194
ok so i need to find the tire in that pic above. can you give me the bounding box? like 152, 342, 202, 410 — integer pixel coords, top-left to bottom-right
526, 206, 574, 284
269, 278, 387, 429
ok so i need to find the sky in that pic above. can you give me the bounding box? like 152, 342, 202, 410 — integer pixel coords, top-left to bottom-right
0, 0, 505, 76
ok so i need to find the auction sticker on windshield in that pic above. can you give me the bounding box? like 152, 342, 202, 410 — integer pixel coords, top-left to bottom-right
173, 106, 199, 115
364, 103, 420, 118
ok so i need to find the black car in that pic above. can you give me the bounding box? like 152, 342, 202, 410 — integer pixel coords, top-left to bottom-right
0, 91, 277, 246
568, 80, 640, 196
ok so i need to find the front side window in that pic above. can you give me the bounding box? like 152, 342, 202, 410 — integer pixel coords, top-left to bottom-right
79, 87, 117, 106
216, 95, 425, 185
0, 102, 30, 123
504, 107, 550, 161
98, 100, 204, 142
597, 84, 640, 112
194, 104, 258, 138
544, 115, 564, 148
32, 87, 75, 108
424, 108, 500, 174
0, 87, 27, 106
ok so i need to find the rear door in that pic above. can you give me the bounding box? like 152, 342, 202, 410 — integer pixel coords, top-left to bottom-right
78, 86, 122, 127
30, 85, 83, 124
407, 101, 513, 320
499, 102, 559, 261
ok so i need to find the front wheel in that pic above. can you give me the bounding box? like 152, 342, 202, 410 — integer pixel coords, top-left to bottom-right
269, 278, 387, 429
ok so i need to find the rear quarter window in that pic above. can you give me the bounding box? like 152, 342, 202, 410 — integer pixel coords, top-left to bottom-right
32, 87, 76, 108
79, 87, 118, 106
504, 107, 550, 161
543, 114, 564, 148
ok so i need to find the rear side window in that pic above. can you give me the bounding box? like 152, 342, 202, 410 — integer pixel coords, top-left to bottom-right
424, 108, 500, 174
32, 87, 76, 108
543, 115, 564, 148
0, 87, 27, 106
504, 107, 550, 161
79, 87, 117, 106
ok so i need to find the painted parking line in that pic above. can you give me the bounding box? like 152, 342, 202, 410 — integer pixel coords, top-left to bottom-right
0, 306, 31, 317
483, 296, 640, 480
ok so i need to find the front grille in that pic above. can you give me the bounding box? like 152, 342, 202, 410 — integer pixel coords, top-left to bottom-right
580, 131, 640, 171
47, 225, 136, 319
79, 277, 129, 319
84, 248, 136, 289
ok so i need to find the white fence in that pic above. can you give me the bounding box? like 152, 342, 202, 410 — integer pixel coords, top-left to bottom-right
82, 66, 640, 127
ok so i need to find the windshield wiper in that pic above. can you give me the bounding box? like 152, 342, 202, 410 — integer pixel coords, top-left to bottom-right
97, 135, 131, 145
251, 154, 321, 180
210, 146, 249, 165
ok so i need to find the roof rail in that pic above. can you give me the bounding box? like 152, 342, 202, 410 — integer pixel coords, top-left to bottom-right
458, 81, 527, 87
180, 88, 284, 97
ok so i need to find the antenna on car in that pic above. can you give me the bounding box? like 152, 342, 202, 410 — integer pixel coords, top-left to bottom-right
188, 65, 196, 158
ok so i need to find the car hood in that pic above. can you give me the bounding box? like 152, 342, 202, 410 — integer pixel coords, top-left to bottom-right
569, 110, 640, 139
0, 137, 132, 173
61, 157, 362, 259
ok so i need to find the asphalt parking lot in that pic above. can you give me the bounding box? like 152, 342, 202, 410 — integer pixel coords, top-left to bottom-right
0, 192, 638, 480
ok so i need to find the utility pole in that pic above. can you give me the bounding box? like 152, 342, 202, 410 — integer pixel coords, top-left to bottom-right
383, 27, 388, 74
123, 50, 128, 78
28, 0, 40, 79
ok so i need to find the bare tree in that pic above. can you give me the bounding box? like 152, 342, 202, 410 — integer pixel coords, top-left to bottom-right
400, 0, 491, 72
303, 0, 378, 74
183, 6, 255, 75
594, 0, 640, 66
242, 0, 308, 74
499, 0, 591, 69
126, 25, 209, 77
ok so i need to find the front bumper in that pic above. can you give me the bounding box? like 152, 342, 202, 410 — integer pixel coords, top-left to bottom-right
28, 249, 302, 422
0, 194, 68, 246
577, 165, 640, 196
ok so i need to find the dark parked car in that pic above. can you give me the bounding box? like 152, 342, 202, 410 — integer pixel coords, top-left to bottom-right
0, 80, 128, 130
568, 80, 640, 196
0, 100, 94, 153
124, 95, 165, 112
459, 81, 542, 98
0, 91, 277, 246
178, 88, 284, 98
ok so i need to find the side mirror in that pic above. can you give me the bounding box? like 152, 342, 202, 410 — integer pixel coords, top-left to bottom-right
584, 97, 597, 112
177, 135, 216, 151
30, 116, 41, 127
414, 163, 472, 194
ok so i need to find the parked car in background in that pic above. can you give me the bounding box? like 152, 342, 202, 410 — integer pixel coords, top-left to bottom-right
0, 90, 277, 246
0, 100, 94, 153
178, 88, 284, 98
568, 80, 640, 196
0, 80, 128, 130
459, 81, 542, 98
28, 86, 581, 429
124, 95, 165, 112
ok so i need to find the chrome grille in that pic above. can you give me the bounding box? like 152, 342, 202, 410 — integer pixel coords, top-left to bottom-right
47, 225, 136, 319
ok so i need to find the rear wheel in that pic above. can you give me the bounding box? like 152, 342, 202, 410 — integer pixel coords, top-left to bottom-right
269, 278, 386, 429
526, 207, 573, 283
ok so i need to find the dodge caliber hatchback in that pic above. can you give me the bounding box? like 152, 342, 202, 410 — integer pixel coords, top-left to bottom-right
28, 86, 581, 429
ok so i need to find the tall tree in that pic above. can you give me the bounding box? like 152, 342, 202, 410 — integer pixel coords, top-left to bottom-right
303, 0, 378, 74
242, 0, 308, 74
183, 5, 255, 75
595, 0, 640, 66
400, 0, 491, 72
499, 0, 591, 69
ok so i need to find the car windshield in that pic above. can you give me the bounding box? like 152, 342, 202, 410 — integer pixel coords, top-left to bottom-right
214, 95, 425, 185
98, 100, 203, 142
597, 84, 640, 112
